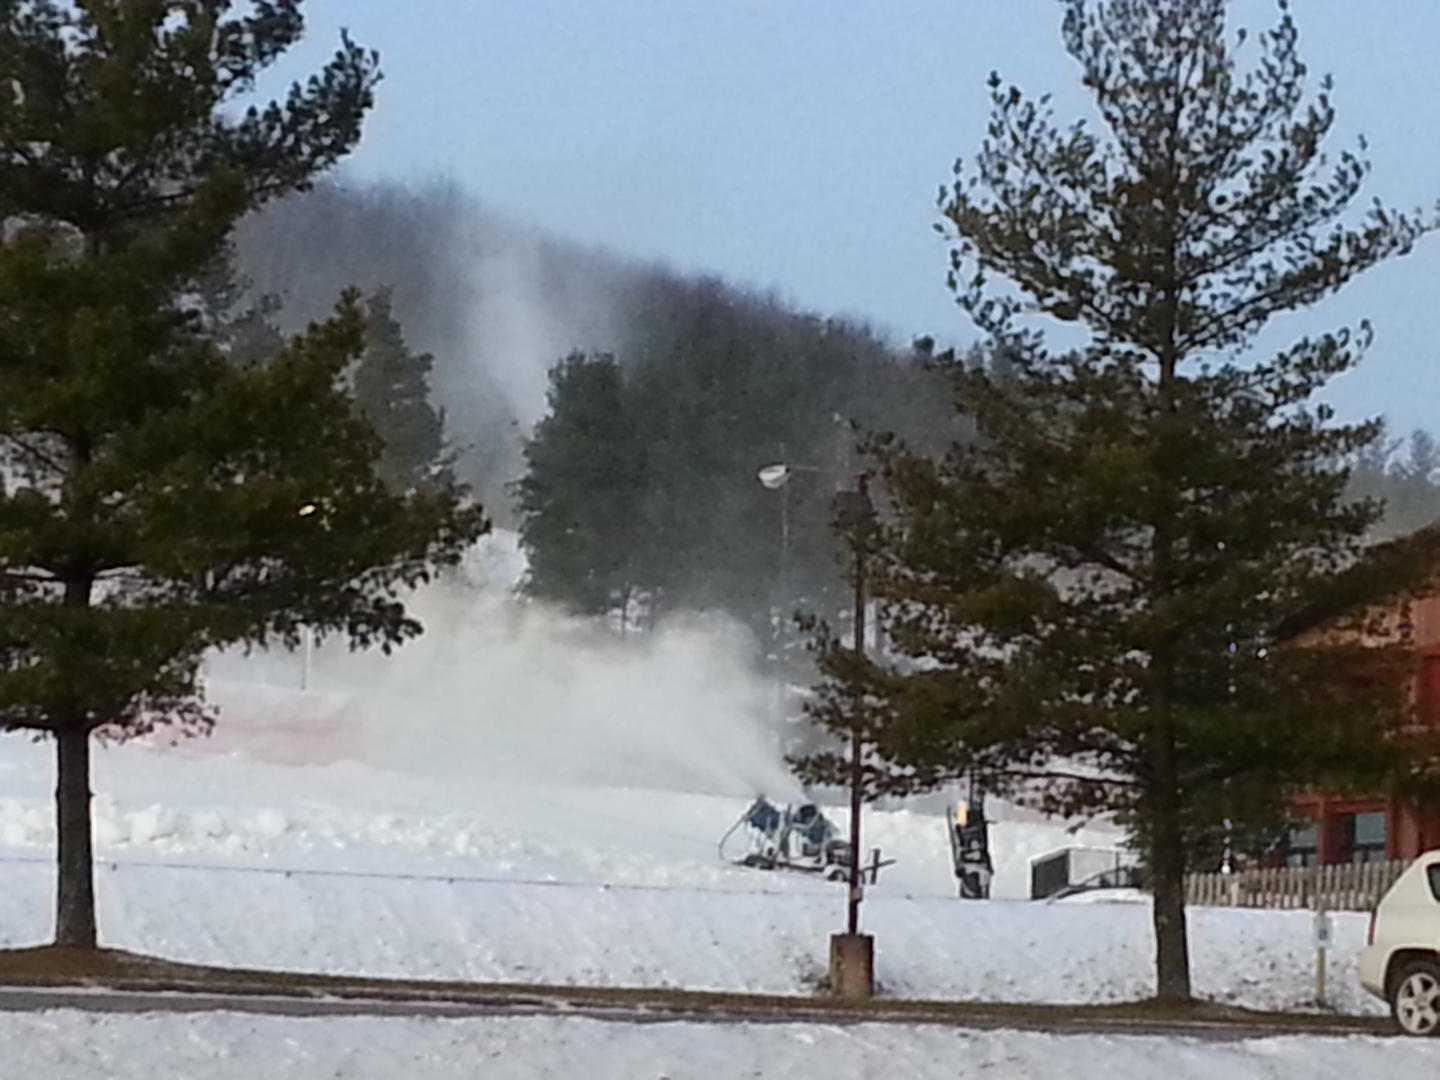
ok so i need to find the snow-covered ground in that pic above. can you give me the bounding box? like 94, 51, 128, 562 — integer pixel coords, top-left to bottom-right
4, 730, 1378, 1013
0, 533, 1425, 1074
2, 1012, 1431, 1080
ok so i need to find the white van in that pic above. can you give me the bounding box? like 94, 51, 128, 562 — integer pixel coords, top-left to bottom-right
1358, 850, 1440, 1035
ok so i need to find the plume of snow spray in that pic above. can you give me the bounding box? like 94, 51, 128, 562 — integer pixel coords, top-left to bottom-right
207, 532, 801, 800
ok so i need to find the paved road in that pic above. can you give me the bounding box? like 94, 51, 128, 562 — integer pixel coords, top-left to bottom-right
0, 984, 1396, 1042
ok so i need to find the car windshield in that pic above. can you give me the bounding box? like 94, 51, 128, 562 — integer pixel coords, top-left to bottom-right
1429, 863, 1440, 902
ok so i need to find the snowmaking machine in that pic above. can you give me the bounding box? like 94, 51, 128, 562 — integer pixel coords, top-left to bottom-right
718, 796, 853, 878
947, 788, 995, 899
719, 797, 899, 883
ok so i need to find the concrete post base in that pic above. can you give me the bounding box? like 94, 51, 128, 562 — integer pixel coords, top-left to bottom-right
828, 932, 875, 999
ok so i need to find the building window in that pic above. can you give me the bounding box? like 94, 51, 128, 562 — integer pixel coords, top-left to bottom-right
1283, 822, 1318, 867
1340, 811, 1388, 863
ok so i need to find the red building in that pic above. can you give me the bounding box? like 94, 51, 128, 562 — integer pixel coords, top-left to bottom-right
1284, 591, 1440, 865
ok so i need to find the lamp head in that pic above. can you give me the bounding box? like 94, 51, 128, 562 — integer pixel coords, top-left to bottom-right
756, 464, 790, 490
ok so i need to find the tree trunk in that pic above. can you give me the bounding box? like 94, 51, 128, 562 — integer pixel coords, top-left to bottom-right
54, 726, 97, 949
1147, 726, 1191, 1002
1149, 248, 1190, 1001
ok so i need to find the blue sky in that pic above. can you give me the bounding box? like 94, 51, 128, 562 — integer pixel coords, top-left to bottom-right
275, 1, 1440, 436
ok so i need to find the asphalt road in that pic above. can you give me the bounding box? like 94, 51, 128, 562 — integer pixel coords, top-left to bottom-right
0, 984, 1398, 1042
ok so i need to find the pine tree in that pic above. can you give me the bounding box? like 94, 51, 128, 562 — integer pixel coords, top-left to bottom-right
192, 247, 288, 370
353, 287, 452, 494
1349, 426, 1440, 537
516, 352, 647, 622
797, 0, 1438, 1002
514, 273, 970, 649
0, 1, 487, 949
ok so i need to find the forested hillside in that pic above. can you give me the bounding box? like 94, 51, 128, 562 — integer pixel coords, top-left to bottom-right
233, 181, 968, 645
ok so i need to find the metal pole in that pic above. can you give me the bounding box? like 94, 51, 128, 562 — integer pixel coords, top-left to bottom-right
780, 479, 790, 610
776, 480, 790, 725
301, 627, 312, 691
848, 525, 865, 936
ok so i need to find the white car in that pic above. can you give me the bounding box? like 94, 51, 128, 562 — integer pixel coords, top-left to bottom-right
1358, 850, 1440, 1035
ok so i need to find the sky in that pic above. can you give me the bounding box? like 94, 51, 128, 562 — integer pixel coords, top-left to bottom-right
272, 1, 1440, 436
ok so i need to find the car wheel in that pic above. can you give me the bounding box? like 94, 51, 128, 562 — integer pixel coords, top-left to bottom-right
1391, 958, 1440, 1036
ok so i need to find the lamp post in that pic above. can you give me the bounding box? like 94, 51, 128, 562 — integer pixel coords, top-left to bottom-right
297, 501, 321, 691
829, 474, 876, 997
756, 462, 820, 723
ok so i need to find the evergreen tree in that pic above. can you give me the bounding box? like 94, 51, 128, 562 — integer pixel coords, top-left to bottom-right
513, 272, 969, 651
193, 247, 287, 370
797, 0, 1438, 1002
515, 352, 646, 622
0, 1, 487, 949
1350, 426, 1440, 536
353, 286, 452, 493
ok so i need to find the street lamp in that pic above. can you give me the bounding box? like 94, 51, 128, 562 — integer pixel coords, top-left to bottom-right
297, 500, 323, 690
756, 463, 822, 595
756, 462, 821, 722
758, 463, 879, 997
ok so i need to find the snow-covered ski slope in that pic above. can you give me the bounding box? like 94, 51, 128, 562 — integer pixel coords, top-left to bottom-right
0, 534, 1392, 1019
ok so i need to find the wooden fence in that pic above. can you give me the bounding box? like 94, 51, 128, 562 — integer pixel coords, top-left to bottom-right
1185, 859, 1408, 911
